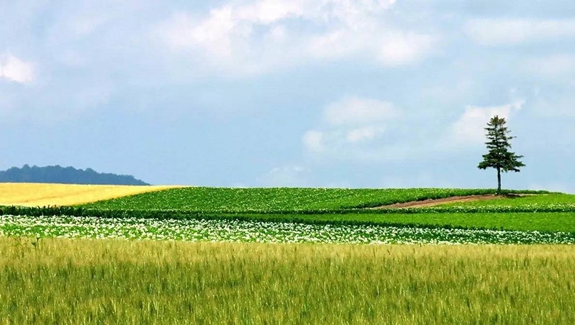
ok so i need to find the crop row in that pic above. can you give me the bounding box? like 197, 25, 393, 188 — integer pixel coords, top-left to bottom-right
2, 215, 574, 244
393, 204, 575, 214
2, 205, 575, 232
3, 203, 575, 220
81, 187, 545, 212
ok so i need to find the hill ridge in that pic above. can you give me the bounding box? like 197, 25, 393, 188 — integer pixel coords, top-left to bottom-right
0, 165, 149, 185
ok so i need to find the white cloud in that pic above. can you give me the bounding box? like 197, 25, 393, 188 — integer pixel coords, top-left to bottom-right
346, 126, 385, 142
466, 18, 575, 45
324, 97, 398, 126
451, 100, 524, 144
257, 165, 310, 187
0, 55, 35, 83
160, 9, 238, 60
302, 96, 402, 160
155, 0, 436, 75
307, 28, 436, 67
377, 33, 435, 66
235, 0, 304, 23
302, 130, 324, 152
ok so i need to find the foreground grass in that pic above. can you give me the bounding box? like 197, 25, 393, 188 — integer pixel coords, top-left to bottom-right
1, 238, 574, 324
0, 183, 180, 207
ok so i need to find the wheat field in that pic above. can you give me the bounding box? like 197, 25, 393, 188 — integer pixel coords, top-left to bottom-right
1, 237, 574, 324
0, 183, 181, 207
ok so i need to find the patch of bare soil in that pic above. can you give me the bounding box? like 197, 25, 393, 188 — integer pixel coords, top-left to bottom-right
371, 194, 503, 209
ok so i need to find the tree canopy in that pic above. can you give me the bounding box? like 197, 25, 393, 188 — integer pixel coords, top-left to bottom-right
478, 115, 525, 195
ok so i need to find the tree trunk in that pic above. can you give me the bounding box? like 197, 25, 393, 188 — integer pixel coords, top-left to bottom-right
497, 167, 502, 195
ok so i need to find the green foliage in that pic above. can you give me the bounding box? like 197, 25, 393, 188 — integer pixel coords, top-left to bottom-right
478, 115, 525, 194
2, 188, 573, 244
2, 205, 575, 233
80, 187, 541, 213
328, 212, 575, 233
436, 193, 575, 209
478, 116, 525, 172
401, 194, 575, 214
2, 191, 572, 218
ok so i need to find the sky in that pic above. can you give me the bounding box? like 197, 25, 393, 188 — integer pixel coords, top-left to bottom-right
1, 0, 574, 192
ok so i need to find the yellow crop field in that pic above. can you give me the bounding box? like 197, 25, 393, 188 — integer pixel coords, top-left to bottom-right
0, 183, 183, 207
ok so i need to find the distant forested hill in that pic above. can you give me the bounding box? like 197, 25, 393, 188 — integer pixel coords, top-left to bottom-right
0, 165, 149, 185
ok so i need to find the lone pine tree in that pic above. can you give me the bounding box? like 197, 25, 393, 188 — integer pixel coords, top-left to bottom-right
478, 115, 525, 195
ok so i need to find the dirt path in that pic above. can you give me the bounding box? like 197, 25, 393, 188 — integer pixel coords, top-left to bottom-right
370, 194, 501, 209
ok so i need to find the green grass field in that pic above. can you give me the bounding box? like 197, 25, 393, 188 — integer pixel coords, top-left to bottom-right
225, 211, 575, 233
79, 187, 573, 214
449, 193, 575, 205
80, 187, 526, 212
2, 186, 575, 323
2, 237, 574, 325
442, 193, 575, 208
1, 187, 574, 243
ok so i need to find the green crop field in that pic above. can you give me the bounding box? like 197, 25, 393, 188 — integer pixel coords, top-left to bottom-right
436, 193, 575, 211
2, 185, 575, 323
2, 214, 575, 244
1, 187, 573, 244
446, 193, 575, 206
80, 187, 547, 212
220, 211, 575, 233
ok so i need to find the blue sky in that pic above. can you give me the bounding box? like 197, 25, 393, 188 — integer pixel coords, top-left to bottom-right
1, 0, 574, 192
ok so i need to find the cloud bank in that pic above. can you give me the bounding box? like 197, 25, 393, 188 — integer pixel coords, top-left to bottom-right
156, 0, 436, 75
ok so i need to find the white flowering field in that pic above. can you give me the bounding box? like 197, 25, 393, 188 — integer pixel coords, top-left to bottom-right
1, 215, 574, 245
